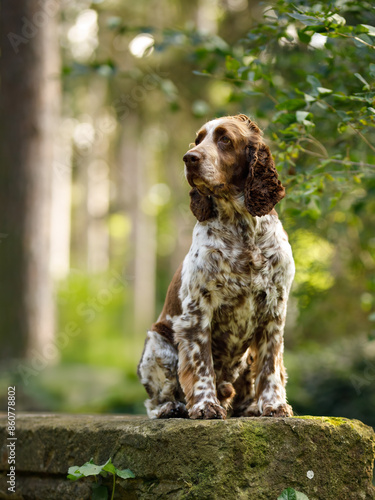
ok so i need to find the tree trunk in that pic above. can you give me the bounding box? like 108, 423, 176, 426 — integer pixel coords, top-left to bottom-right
119, 115, 157, 335
0, 0, 60, 360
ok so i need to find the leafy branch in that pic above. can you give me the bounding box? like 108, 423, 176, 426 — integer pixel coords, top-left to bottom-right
182, 0, 375, 216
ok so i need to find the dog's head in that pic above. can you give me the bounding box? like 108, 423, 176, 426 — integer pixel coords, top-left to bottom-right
183, 114, 285, 221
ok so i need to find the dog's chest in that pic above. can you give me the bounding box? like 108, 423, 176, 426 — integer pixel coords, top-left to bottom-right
182, 215, 294, 358
187, 218, 274, 299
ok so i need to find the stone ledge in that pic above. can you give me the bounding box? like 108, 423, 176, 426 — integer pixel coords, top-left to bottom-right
0, 413, 374, 499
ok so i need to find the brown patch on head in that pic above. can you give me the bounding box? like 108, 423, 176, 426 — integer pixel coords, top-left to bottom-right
184, 114, 285, 217
184, 114, 262, 199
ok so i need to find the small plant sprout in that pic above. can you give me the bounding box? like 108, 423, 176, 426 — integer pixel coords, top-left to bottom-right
67, 457, 135, 500
278, 488, 310, 500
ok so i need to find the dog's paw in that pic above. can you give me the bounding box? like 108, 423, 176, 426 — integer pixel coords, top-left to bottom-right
156, 401, 189, 419
189, 401, 227, 420
233, 400, 260, 417
262, 403, 293, 417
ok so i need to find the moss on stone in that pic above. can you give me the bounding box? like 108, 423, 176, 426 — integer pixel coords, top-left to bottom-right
0, 414, 374, 500
292, 415, 355, 427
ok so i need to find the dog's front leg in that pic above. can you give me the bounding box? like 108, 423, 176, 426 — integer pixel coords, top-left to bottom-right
253, 326, 293, 417
174, 309, 226, 420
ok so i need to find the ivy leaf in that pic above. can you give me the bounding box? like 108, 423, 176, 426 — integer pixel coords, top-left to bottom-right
306, 75, 322, 95
274, 112, 297, 126
67, 467, 84, 481
327, 13, 346, 27
354, 73, 370, 90
360, 24, 375, 36
102, 458, 117, 475
296, 111, 310, 123
116, 468, 136, 480
287, 13, 323, 26
68, 458, 115, 479
297, 30, 312, 44
353, 34, 374, 47
278, 487, 310, 500
225, 55, 241, 72
277, 99, 306, 111
317, 87, 332, 95
77, 460, 106, 477
304, 93, 316, 103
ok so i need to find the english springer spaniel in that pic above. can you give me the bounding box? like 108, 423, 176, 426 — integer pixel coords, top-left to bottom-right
138, 114, 294, 419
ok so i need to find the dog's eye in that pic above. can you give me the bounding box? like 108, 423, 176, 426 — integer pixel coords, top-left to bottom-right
220, 136, 231, 145
195, 137, 201, 145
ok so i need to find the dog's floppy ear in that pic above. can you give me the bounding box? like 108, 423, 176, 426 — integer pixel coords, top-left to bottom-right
189, 188, 216, 222
244, 143, 285, 217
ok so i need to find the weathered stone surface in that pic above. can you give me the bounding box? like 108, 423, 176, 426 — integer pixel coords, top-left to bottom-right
0, 413, 374, 499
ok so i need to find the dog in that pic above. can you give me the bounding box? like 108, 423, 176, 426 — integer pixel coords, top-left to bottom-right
138, 114, 294, 419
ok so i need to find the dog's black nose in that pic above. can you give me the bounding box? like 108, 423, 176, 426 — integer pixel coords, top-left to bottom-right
183, 152, 201, 166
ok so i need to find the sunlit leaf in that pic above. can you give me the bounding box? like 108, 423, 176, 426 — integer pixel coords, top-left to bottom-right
102, 458, 117, 475
116, 468, 136, 479
296, 111, 310, 123
317, 87, 332, 95
360, 24, 375, 36
304, 93, 316, 103
287, 13, 323, 26
327, 13, 346, 27
278, 487, 310, 500
354, 73, 370, 90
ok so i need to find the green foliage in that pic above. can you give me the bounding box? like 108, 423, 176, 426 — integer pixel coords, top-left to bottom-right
68, 458, 135, 500
286, 337, 375, 428
278, 488, 309, 500
57, 271, 132, 370
98, 0, 375, 214
52, 0, 375, 429
155, 0, 375, 218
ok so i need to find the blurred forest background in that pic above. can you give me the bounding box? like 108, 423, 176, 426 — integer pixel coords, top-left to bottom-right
0, 0, 375, 426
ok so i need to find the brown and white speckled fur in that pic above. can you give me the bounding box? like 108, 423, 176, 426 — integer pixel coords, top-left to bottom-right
138, 114, 295, 419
